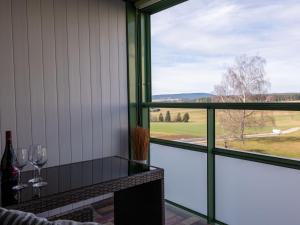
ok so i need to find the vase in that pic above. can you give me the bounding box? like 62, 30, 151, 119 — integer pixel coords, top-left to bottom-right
134, 160, 147, 164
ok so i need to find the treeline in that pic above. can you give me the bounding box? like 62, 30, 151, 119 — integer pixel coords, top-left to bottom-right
266, 93, 300, 102
151, 111, 190, 122
195, 93, 300, 103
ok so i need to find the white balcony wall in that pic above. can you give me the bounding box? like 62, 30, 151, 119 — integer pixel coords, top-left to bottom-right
0, 0, 128, 167
150, 143, 207, 215
216, 155, 300, 225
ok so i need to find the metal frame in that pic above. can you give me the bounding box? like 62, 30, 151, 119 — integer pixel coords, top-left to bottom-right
145, 103, 300, 224
214, 148, 300, 170
145, 102, 300, 169
143, 102, 300, 111
151, 137, 207, 153
138, 0, 188, 14
207, 109, 215, 223
126, 0, 300, 224
126, 1, 139, 159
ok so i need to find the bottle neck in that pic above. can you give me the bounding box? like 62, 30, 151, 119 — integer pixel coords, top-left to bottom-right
6, 140, 12, 148
5, 131, 12, 148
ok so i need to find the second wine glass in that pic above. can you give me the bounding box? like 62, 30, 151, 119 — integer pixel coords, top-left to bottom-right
31, 145, 48, 188
28, 145, 41, 183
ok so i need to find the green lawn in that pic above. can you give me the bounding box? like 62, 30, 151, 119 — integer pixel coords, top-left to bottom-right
150, 109, 300, 159
217, 131, 300, 160
151, 122, 207, 139
150, 109, 207, 139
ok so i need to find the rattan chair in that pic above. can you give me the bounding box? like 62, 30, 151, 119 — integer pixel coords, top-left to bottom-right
0, 207, 100, 225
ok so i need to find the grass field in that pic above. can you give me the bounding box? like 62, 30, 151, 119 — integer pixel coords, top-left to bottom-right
217, 131, 300, 159
150, 108, 300, 159
151, 109, 207, 139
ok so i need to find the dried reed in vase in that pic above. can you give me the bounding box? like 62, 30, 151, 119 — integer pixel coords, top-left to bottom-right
133, 126, 150, 161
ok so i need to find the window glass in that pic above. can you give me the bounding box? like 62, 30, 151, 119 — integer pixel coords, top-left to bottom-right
150, 108, 207, 146
216, 110, 300, 160
151, 0, 300, 103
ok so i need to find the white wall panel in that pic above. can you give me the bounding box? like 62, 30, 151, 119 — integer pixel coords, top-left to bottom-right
89, 0, 102, 159
117, 0, 128, 158
0, 0, 128, 165
99, 0, 112, 158
54, 0, 72, 165
11, 0, 32, 151
78, 0, 93, 161
0, 0, 17, 154
41, 0, 60, 167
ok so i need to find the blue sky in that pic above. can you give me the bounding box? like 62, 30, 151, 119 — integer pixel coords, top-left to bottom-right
151, 0, 300, 95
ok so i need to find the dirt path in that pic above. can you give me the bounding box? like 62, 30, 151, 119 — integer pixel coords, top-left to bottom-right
281, 127, 300, 134
174, 127, 300, 145
244, 127, 300, 138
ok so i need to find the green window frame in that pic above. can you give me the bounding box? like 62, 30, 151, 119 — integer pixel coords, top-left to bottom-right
126, 1, 300, 224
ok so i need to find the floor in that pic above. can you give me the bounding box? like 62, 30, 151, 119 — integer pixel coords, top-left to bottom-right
91, 198, 209, 225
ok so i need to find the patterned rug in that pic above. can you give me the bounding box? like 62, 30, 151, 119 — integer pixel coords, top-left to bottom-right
91, 198, 208, 225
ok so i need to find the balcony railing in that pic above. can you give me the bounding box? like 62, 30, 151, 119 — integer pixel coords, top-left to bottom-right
144, 102, 300, 169
143, 102, 300, 225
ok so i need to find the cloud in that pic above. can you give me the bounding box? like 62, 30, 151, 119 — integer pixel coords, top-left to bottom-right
151, 0, 300, 94
152, 57, 230, 95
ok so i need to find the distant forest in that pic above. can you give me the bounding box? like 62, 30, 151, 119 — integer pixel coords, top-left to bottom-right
197, 93, 300, 103
267, 93, 300, 102
152, 92, 300, 103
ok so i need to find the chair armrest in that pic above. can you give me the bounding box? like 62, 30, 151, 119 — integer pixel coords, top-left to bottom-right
0, 207, 100, 225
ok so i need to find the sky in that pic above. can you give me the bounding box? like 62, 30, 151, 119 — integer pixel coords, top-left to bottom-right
151, 0, 300, 95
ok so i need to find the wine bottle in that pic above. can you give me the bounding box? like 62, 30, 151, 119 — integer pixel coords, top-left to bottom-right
1, 131, 18, 206
1, 131, 18, 181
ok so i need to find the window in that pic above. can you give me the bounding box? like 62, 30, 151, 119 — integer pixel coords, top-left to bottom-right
151, 0, 300, 103
150, 0, 300, 160
215, 110, 300, 159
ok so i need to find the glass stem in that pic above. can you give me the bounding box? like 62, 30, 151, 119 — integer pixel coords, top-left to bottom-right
38, 167, 41, 180
18, 169, 21, 186
17, 190, 21, 203
33, 167, 36, 178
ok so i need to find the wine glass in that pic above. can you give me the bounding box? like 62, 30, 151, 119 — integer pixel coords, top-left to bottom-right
28, 145, 41, 183
12, 148, 29, 190
32, 145, 48, 187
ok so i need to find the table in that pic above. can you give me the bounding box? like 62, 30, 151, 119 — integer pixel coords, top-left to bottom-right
0, 156, 165, 225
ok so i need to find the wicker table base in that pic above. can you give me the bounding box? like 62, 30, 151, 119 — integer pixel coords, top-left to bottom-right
48, 207, 94, 222
115, 179, 164, 225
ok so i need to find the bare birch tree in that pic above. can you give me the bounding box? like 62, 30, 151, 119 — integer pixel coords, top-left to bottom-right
214, 55, 273, 144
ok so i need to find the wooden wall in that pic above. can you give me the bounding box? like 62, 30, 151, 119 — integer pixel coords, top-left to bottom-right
0, 0, 128, 167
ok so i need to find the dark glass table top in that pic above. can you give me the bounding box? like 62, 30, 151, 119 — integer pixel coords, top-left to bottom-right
0, 156, 157, 208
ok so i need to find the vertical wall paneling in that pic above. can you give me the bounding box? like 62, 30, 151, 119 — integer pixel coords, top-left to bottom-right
99, 0, 112, 157
0, 0, 17, 153
0, 0, 128, 166
117, 0, 128, 157
54, 0, 72, 165
89, 0, 102, 159
27, 0, 46, 152
67, 0, 83, 163
41, 0, 60, 167
78, 0, 93, 161
12, 0, 32, 149
109, 0, 121, 156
